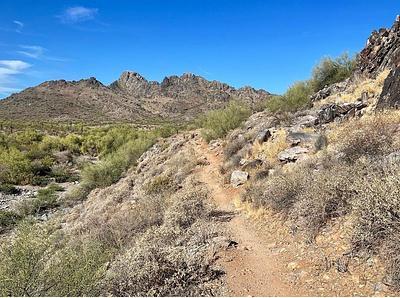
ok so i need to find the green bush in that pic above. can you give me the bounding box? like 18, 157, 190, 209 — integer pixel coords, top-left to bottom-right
0, 222, 110, 296
0, 210, 21, 231
199, 101, 251, 142
0, 147, 32, 184
311, 53, 356, 92
18, 185, 61, 216
265, 82, 313, 113
0, 183, 19, 195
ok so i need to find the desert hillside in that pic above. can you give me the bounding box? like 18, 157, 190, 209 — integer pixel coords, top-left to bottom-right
0, 13, 400, 298
0, 72, 271, 123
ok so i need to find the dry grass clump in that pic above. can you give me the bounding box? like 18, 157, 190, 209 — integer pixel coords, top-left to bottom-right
316, 69, 390, 107
144, 175, 176, 195
243, 155, 361, 239
329, 111, 400, 161
102, 185, 222, 296
256, 129, 289, 165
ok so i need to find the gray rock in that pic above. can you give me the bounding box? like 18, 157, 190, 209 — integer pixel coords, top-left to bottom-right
296, 115, 319, 127
278, 146, 309, 163
254, 129, 272, 145
377, 67, 400, 109
230, 170, 249, 187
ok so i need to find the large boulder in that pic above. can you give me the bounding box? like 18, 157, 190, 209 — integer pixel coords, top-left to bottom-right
377, 67, 400, 109
230, 170, 249, 187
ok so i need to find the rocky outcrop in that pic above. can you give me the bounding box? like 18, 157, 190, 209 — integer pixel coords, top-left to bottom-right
377, 67, 400, 109
318, 101, 367, 124
356, 15, 400, 78
310, 80, 350, 102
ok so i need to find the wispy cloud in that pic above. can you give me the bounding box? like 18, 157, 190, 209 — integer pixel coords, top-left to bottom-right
17, 45, 69, 62
58, 6, 98, 24
17, 45, 45, 59
0, 60, 31, 96
13, 20, 24, 33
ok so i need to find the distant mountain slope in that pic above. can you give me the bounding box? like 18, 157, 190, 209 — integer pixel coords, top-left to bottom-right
0, 72, 271, 123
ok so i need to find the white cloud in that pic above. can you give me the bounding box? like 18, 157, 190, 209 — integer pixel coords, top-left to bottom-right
0, 60, 31, 97
58, 6, 98, 24
13, 20, 24, 33
17, 45, 46, 59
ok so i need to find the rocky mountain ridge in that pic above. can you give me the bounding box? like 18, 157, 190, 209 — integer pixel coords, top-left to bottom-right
0, 72, 271, 123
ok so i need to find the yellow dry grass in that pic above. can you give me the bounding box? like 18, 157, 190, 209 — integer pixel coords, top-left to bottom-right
253, 129, 289, 165
315, 69, 390, 109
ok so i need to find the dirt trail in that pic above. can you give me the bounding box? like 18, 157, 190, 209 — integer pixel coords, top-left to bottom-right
193, 139, 307, 296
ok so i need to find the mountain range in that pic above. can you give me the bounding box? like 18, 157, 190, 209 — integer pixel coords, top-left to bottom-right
0, 72, 271, 123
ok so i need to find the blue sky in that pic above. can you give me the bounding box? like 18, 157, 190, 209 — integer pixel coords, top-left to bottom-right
0, 0, 398, 98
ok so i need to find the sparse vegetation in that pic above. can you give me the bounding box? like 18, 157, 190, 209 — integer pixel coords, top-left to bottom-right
311, 53, 356, 92
198, 101, 251, 142
242, 110, 400, 286
266, 82, 313, 113
265, 53, 356, 114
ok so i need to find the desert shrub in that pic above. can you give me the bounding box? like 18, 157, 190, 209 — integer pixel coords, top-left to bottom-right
13, 129, 43, 146
223, 137, 247, 160
39, 135, 63, 152
330, 111, 400, 161
314, 132, 328, 151
199, 101, 251, 142
243, 168, 308, 211
0, 221, 110, 296
243, 156, 357, 238
0, 183, 19, 195
311, 53, 356, 92
71, 136, 156, 202
103, 186, 221, 296
17, 185, 61, 216
266, 82, 313, 113
351, 163, 400, 254
0, 221, 55, 296
144, 175, 175, 195
30, 157, 53, 177
0, 210, 21, 231
62, 134, 83, 153
86, 196, 165, 250
52, 166, 79, 183
0, 147, 32, 184
289, 163, 355, 238
47, 241, 110, 296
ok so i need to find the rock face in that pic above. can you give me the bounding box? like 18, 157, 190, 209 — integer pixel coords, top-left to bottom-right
377, 67, 400, 109
356, 15, 400, 78
230, 170, 249, 187
318, 101, 366, 124
0, 72, 272, 123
